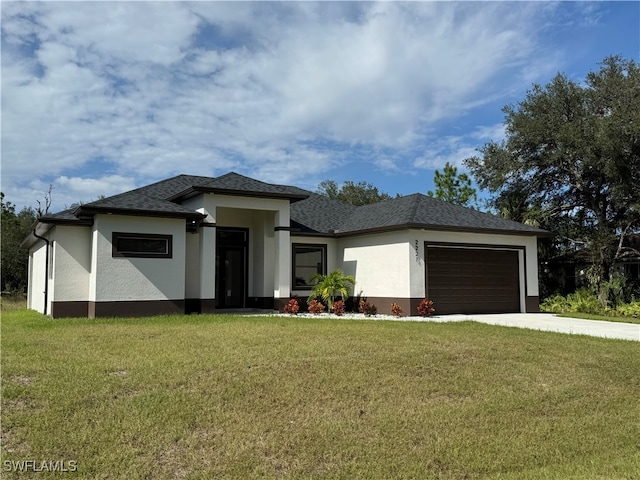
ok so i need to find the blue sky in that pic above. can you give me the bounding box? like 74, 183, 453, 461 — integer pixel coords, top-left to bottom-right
2, 1, 639, 212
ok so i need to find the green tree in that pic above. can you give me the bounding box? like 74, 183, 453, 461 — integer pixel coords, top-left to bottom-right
1, 193, 37, 294
308, 269, 356, 312
427, 162, 479, 208
465, 56, 640, 294
317, 180, 393, 206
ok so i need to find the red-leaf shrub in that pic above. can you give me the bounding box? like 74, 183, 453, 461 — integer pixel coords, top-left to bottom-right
359, 299, 377, 317
283, 298, 299, 315
417, 299, 435, 317
308, 299, 325, 315
391, 302, 403, 317
333, 300, 345, 316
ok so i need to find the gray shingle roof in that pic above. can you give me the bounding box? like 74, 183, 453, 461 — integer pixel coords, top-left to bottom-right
290, 192, 357, 233
71, 172, 308, 220
334, 194, 547, 235
198, 172, 310, 200
40, 208, 84, 223
39, 172, 547, 236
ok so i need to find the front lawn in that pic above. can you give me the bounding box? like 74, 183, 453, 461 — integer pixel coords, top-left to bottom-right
2, 310, 639, 479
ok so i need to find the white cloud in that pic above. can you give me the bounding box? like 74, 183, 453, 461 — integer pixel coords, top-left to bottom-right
414, 121, 509, 172
1, 1, 593, 210
414, 117, 515, 174
56, 175, 137, 201
471, 123, 506, 143
374, 157, 402, 173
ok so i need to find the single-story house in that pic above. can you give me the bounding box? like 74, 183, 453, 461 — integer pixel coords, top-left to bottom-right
23, 172, 548, 318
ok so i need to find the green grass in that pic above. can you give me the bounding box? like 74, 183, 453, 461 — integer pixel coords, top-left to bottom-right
0, 296, 27, 312
557, 312, 640, 325
2, 310, 640, 479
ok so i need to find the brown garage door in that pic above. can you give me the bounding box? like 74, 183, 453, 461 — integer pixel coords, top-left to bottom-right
426, 247, 520, 315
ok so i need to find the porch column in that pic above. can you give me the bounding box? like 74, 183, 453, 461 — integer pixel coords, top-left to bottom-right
273, 207, 291, 310
199, 224, 216, 313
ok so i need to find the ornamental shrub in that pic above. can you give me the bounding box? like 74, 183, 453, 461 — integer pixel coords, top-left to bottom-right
568, 289, 604, 314
617, 302, 640, 318
417, 299, 435, 317
308, 269, 356, 312
333, 300, 346, 316
540, 289, 603, 315
283, 298, 299, 315
540, 294, 571, 313
308, 299, 325, 315
359, 299, 377, 317
391, 302, 403, 317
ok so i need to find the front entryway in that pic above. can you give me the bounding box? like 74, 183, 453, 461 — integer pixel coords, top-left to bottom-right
216, 228, 248, 308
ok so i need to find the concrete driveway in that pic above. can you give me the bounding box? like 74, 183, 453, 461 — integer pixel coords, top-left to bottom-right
269, 310, 639, 341
430, 313, 640, 342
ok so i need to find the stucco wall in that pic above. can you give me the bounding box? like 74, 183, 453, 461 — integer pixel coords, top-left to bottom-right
340, 231, 412, 298
51, 226, 91, 302
91, 215, 186, 302
28, 237, 49, 313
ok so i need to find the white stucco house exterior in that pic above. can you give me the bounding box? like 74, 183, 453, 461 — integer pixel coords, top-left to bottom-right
24, 173, 548, 318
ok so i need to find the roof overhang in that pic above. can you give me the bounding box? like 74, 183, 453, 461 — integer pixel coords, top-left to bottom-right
298, 222, 552, 238
74, 205, 206, 220
21, 214, 96, 248
168, 186, 309, 203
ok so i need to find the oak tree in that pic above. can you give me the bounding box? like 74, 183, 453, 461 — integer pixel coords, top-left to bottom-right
465, 56, 640, 291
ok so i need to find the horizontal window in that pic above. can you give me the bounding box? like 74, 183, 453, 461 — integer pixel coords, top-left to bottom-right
292, 244, 327, 289
112, 232, 172, 258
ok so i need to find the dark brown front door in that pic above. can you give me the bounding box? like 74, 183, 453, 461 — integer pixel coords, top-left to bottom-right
216, 228, 248, 309
426, 247, 520, 315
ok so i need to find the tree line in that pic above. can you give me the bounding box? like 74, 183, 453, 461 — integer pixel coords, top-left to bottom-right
1, 193, 37, 295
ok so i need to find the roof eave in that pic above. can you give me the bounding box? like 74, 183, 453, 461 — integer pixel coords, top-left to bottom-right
335, 223, 551, 238
39, 216, 94, 227
289, 230, 337, 238
168, 186, 309, 203
76, 205, 206, 220
20, 221, 54, 248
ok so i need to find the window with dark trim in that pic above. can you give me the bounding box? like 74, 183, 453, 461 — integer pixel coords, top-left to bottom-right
292, 244, 327, 289
112, 232, 173, 258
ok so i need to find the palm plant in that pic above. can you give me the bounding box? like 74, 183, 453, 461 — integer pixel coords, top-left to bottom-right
308, 269, 356, 312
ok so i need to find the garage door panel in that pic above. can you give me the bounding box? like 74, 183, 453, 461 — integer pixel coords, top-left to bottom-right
427, 247, 520, 314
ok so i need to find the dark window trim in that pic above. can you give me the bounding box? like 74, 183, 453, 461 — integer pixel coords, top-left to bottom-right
292, 243, 327, 290
112, 232, 173, 258
216, 226, 249, 246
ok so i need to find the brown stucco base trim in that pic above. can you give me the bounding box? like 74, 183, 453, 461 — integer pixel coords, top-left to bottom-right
51, 301, 89, 318
274, 298, 290, 312
199, 299, 216, 314
525, 296, 540, 313
88, 300, 185, 318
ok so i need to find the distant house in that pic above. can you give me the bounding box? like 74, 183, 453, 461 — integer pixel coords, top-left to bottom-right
23, 172, 548, 318
549, 235, 640, 294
